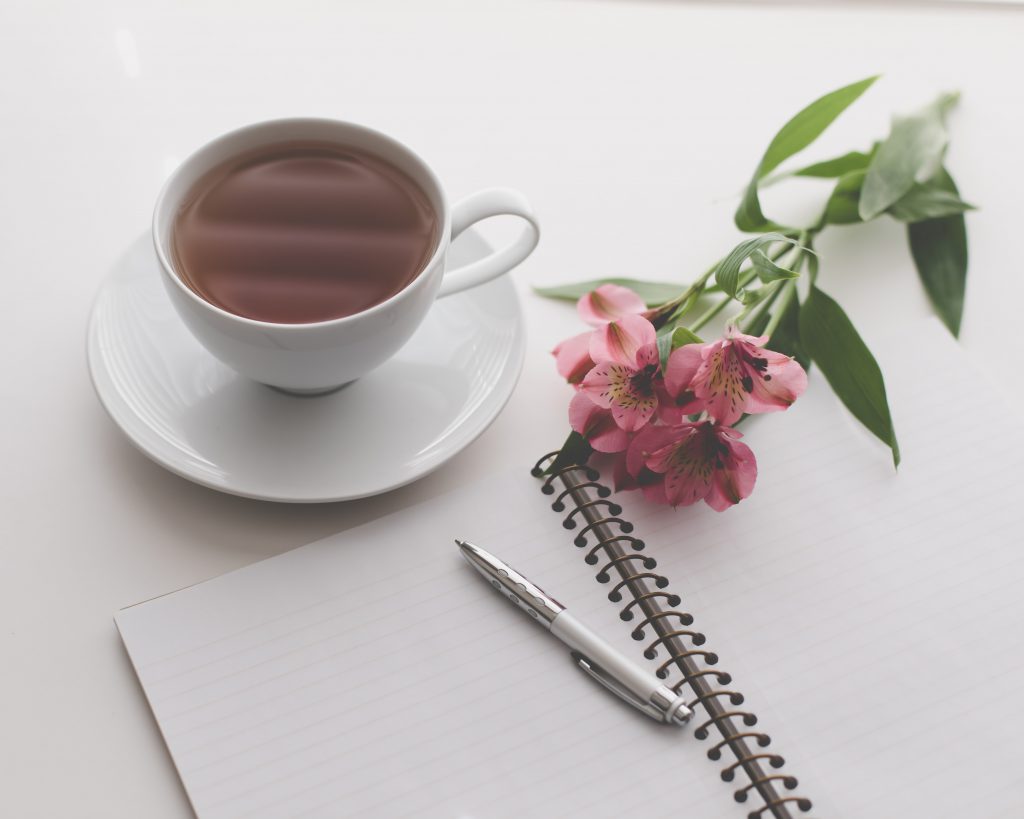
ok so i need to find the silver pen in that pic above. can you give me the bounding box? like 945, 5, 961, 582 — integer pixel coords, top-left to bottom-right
457, 539, 692, 727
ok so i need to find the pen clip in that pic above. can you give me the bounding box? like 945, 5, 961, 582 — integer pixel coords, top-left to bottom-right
571, 651, 691, 726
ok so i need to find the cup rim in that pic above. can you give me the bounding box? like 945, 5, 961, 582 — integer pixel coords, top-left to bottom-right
151, 117, 452, 331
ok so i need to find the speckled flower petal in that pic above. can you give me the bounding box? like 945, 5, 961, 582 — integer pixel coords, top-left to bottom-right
581, 360, 658, 432
637, 421, 757, 510
644, 426, 714, 507
743, 347, 808, 414
691, 341, 750, 426
705, 435, 757, 511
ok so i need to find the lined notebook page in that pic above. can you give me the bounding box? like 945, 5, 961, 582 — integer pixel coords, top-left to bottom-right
628, 318, 1024, 817
116, 475, 725, 818
117, 318, 1024, 817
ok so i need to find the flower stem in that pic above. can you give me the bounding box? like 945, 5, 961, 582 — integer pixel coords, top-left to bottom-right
740, 280, 784, 334
762, 278, 798, 339
687, 242, 796, 333
647, 260, 721, 327
690, 290, 737, 332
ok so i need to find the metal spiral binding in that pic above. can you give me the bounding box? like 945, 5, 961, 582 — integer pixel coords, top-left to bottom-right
532, 452, 813, 819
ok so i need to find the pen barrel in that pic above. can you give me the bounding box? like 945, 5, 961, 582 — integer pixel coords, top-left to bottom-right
552, 612, 655, 694
552, 611, 690, 725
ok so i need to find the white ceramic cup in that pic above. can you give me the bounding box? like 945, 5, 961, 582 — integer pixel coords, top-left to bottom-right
153, 118, 540, 394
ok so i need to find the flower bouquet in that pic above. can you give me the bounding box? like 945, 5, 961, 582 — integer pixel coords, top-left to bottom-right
539, 77, 971, 510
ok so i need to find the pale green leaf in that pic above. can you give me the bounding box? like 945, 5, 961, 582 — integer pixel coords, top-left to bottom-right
751, 249, 801, 283
792, 149, 875, 179
534, 278, 685, 307
822, 169, 867, 225
762, 149, 875, 187
859, 91, 959, 220
657, 325, 703, 372
886, 179, 974, 222
715, 233, 801, 298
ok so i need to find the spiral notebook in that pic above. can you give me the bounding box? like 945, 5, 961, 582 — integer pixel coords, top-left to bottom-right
116, 319, 1024, 819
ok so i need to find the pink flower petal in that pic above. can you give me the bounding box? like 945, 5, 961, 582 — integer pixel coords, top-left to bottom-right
627, 425, 679, 477
664, 343, 705, 397
705, 434, 757, 511
581, 361, 658, 432
568, 392, 630, 453
691, 341, 750, 426
725, 324, 768, 347
577, 284, 646, 326
645, 426, 716, 507
630, 421, 757, 510
635, 341, 660, 370
743, 349, 808, 414
552, 331, 596, 385
654, 382, 685, 424
589, 315, 657, 366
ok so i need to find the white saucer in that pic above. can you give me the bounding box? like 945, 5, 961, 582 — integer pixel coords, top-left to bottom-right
87, 229, 524, 503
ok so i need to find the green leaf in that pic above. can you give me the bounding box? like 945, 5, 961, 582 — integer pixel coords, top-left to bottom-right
859, 91, 959, 220
671, 326, 702, 348
534, 278, 686, 307
767, 293, 810, 371
799, 286, 900, 466
751, 249, 801, 283
715, 233, 801, 298
657, 325, 703, 372
763, 149, 875, 186
740, 285, 768, 306
886, 178, 975, 222
805, 247, 820, 283
745, 310, 771, 337
822, 169, 867, 225
793, 149, 875, 179
656, 327, 674, 373
907, 167, 969, 336
735, 76, 879, 232
545, 430, 593, 475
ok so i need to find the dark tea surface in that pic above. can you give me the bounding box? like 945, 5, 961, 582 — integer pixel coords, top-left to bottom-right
172, 142, 438, 324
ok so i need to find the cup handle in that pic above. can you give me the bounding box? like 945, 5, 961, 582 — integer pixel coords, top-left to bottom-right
437, 187, 540, 298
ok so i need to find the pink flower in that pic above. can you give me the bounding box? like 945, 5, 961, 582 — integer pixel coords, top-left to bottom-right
665, 327, 807, 426
577, 284, 647, 326
568, 392, 629, 453
551, 284, 648, 387
580, 315, 661, 432
553, 332, 595, 385
627, 421, 757, 511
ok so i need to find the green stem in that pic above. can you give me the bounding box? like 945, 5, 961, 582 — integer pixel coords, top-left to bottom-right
646, 261, 720, 327
687, 241, 798, 333
740, 280, 784, 334
690, 279, 749, 332
762, 278, 798, 338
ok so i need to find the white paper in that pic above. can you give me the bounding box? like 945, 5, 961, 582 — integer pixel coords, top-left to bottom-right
117, 319, 1024, 818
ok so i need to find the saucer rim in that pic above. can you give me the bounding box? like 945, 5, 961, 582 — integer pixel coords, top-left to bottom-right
87, 229, 525, 504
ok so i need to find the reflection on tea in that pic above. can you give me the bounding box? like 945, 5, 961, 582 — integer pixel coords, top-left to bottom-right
172, 143, 438, 324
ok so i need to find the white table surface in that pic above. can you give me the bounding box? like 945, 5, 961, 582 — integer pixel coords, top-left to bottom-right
2, 1, 1022, 816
